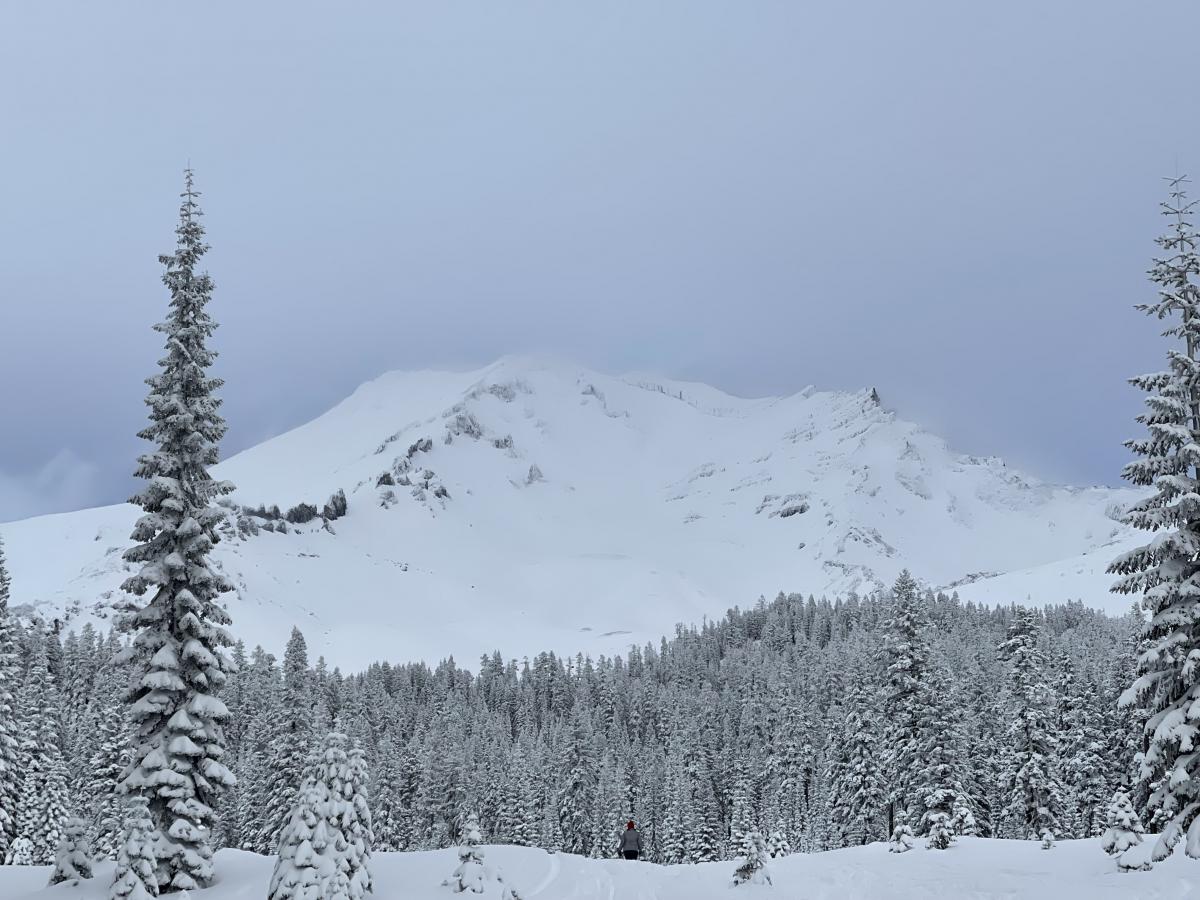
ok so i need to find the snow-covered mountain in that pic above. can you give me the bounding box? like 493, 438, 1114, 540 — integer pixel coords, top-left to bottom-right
0, 357, 1140, 667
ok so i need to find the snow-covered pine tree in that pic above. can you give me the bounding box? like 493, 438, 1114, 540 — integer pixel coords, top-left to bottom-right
732, 676, 770, 849
880, 570, 931, 829
345, 739, 374, 897
825, 683, 887, 847
62, 626, 103, 794
660, 710, 721, 864
770, 686, 809, 852
117, 169, 237, 892
588, 753, 624, 858
14, 627, 71, 864
502, 739, 541, 848
213, 639, 248, 850
1101, 790, 1145, 868
445, 811, 486, 893
372, 727, 408, 852
89, 651, 132, 859
267, 781, 329, 900
658, 762, 684, 865
110, 796, 159, 900
999, 609, 1064, 842
1074, 687, 1111, 837
950, 798, 977, 837
1108, 608, 1148, 809
686, 761, 723, 864
915, 669, 971, 849
0, 537, 19, 858
726, 756, 757, 858
537, 799, 563, 855
969, 688, 1006, 839
269, 731, 372, 900
555, 707, 597, 855
765, 825, 791, 858
7, 836, 33, 866
1053, 657, 1084, 837
0, 537, 8, 605
48, 817, 94, 886
471, 723, 509, 843
416, 703, 469, 847
440, 809, 523, 900
926, 813, 954, 851
230, 647, 280, 852
260, 627, 315, 851
1109, 174, 1200, 862
888, 824, 914, 853
730, 830, 771, 886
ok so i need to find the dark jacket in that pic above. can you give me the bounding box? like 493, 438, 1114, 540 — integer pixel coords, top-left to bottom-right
618, 828, 643, 853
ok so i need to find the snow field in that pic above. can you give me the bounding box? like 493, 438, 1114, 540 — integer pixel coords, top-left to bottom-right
3, 838, 1197, 900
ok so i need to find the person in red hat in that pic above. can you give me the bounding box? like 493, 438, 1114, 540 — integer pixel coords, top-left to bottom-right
618, 821, 643, 860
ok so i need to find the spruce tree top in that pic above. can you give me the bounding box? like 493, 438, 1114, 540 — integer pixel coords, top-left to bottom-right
883, 570, 930, 695
1110, 174, 1200, 593
128, 167, 231, 527
121, 167, 235, 659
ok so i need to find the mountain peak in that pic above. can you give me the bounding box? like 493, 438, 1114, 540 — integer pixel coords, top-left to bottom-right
0, 359, 1139, 667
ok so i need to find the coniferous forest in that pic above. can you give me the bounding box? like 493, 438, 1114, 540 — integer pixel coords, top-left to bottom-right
0, 558, 1143, 868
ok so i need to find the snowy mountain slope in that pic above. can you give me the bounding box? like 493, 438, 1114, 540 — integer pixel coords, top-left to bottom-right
0, 357, 1141, 667
2, 839, 1192, 900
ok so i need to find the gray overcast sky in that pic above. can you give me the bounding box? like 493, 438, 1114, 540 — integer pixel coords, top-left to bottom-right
1, 1, 1197, 522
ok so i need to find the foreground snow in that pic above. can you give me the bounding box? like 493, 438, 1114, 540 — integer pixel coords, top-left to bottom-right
1, 357, 1140, 666
2, 839, 1193, 900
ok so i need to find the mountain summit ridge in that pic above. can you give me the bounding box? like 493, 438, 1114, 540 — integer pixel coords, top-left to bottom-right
1, 358, 1139, 666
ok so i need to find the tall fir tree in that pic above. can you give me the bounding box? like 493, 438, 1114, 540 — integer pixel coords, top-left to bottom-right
914, 669, 972, 846
117, 169, 237, 892
998, 609, 1064, 841
88, 657, 132, 860
824, 683, 886, 847
345, 739, 375, 897
14, 626, 71, 864
501, 739, 540, 847
880, 570, 931, 827
260, 627, 314, 851
1110, 174, 1200, 861
555, 707, 597, 856
0, 537, 19, 858
230, 647, 280, 852
371, 726, 410, 852
1062, 676, 1110, 838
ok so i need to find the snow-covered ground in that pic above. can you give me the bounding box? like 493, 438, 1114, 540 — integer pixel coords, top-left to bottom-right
2, 839, 1193, 900
0, 357, 1142, 667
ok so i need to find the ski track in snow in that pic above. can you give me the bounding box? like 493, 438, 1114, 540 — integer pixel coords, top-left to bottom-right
529, 849, 561, 896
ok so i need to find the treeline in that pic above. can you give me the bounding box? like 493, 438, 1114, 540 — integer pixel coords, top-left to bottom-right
0, 550, 1141, 866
